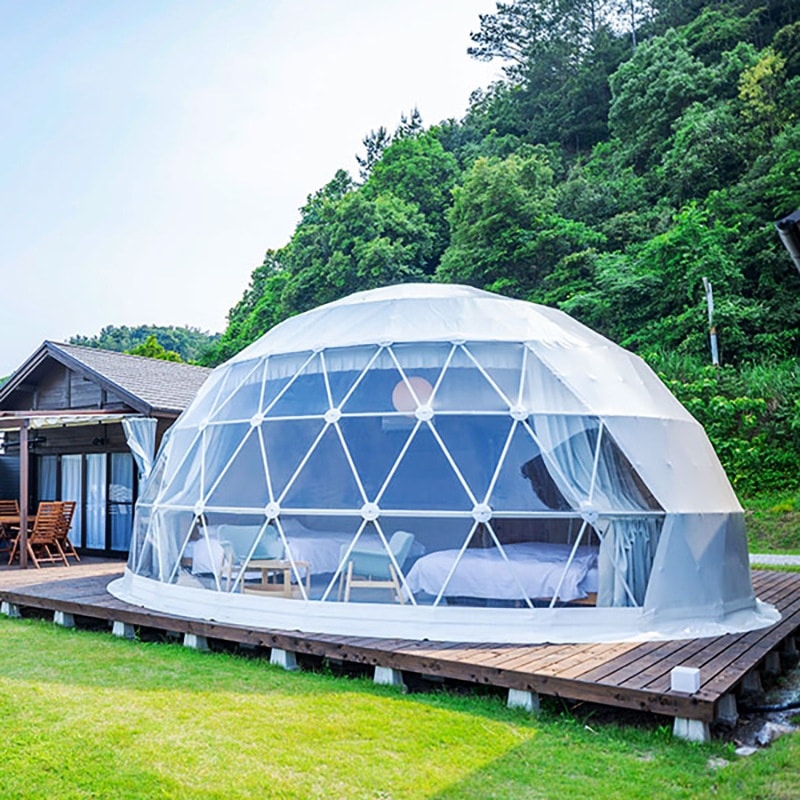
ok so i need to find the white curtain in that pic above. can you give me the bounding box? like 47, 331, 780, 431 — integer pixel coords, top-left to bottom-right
37, 455, 58, 501
532, 414, 660, 607
86, 454, 106, 549
60, 455, 83, 546
122, 417, 157, 481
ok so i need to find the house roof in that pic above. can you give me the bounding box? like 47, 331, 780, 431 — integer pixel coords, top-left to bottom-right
0, 341, 212, 416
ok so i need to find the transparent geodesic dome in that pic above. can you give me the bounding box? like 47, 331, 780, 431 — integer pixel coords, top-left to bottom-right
110, 284, 779, 643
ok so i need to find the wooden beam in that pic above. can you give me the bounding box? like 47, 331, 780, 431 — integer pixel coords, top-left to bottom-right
19, 421, 28, 569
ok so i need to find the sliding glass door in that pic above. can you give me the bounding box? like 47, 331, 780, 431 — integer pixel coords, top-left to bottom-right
36, 452, 137, 553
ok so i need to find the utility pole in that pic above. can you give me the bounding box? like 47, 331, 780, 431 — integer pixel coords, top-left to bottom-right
702, 277, 720, 367
775, 209, 800, 275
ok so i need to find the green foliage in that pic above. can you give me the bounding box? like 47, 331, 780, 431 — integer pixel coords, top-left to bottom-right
69, 325, 218, 363
608, 29, 714, 170
126, 334, 182, 362
206, 0, 800, 496
364, 130, 460, 263
646, 352, 800, 495
436, 152, 563, 295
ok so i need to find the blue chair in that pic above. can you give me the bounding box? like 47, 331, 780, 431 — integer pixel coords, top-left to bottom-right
218, 524, 284, 589
341, 530, 415, 603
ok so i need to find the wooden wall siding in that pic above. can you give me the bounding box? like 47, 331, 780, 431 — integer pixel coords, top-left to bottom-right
68, 372, 103, 409
31, 362, 71, 410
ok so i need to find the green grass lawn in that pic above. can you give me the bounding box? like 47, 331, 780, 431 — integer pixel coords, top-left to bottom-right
0, 618, 798, 799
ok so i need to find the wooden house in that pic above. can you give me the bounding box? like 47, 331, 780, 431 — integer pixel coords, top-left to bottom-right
0, 341, 211, 560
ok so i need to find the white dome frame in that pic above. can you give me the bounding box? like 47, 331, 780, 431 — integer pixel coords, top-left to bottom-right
110, 285, 779, 643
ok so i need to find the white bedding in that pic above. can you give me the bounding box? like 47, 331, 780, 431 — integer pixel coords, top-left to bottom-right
281, 526, 424, 576
282, 527, 358, 574
404, 542, 598, 602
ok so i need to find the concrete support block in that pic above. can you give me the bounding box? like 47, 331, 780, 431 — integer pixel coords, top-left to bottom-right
0, 601, 21, 618
183, 633, 209, 651
507, 688, 540, 713
373, 666, 405, 690
740, 669, 763, 696
53, 610, 75, 628
715, 693, 738, 726
762, 651, 782, 678
270, 648, 298, 671
673, 717, 711, 743
782, 636, 798, 657
112, 621, 136, 639
671, 666, 701, 693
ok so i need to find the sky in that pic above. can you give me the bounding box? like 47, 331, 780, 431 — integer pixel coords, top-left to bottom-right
0, 0, 501, 376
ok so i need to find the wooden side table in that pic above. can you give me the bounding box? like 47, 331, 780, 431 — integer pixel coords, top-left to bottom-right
243, 559, 310, 597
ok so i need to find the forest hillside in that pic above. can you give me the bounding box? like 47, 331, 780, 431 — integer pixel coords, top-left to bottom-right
201, 1, 800, 501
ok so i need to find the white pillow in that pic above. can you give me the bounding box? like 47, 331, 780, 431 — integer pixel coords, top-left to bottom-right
190, 538, 225, 575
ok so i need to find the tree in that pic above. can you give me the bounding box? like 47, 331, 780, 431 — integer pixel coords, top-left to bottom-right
437, 152, 602, 297
608, 28, 713, 169
466, 1, 627, 151
363, 131, 460, 267
355, 126, 391, 182
126, 335, 182, 362
281, 189, 434, 314
70, 325, 217, 362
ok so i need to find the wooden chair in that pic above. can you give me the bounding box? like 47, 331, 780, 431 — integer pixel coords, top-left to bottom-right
8, 502, 69, 568
0, 499, 20, 554
54, 500, 80, 562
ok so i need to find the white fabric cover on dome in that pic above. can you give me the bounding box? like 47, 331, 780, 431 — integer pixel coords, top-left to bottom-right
110, 284, 778, 644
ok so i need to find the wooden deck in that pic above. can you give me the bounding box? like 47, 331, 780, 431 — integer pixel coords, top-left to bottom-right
1, 561, 798, 725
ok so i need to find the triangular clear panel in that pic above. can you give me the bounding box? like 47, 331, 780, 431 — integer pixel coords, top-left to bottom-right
205, 428, 269, 511
433, 345, 509, 412
210, 361, 266, 424
434, 415, 513, 506
200, 423, 251, 501
464, 342, 526, 408
281, 425, 364, 510
322, 345, 381, 408
157, 435, 204, 508
265, 352, 328, 417
379, 424, 473, 511
340, 349, 407, 414
489, 422, 573, 512
179, 369, 229, 429
261, 418, 326, 501
338, 416, 412, 502
206, 360, 263, 424
280, 514, 363, 594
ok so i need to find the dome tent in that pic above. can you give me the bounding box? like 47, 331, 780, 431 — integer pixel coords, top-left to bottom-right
110, 284, 778, 643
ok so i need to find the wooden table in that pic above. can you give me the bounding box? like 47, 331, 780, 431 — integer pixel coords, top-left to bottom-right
242, 559, 311, 597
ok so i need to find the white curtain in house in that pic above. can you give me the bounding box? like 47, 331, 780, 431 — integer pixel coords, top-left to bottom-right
37, 455, 58, 501
85, 454, 106, 550
60, 455, 83, 546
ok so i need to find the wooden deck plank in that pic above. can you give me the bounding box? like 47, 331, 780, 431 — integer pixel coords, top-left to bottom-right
548, 642, 641, 680
1, 561, 798, 725
632, 576, 800, 694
